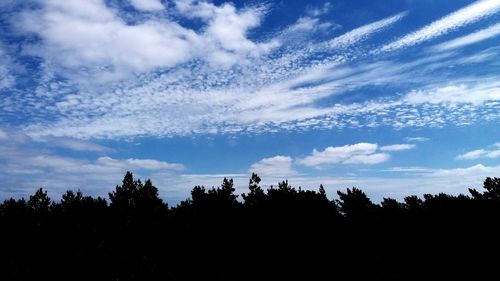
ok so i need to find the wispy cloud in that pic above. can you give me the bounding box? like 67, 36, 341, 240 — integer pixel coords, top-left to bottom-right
383, 166, 433, 173
0, 128, 111, 152
0, 129, 185, 199
326, 12, 407, 49
403, 82, 500, 105
379, 0, 500, 52
380, 144, 416, 151
456, 143, 500, 160
429, 164, 500, 178
405, 137, 430, 142
434, 23, 500, 51
456, 149, 488, 160
37, 136, 112, 152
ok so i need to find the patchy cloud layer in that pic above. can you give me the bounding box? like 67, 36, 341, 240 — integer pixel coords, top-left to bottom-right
0, 128, 184, 199
0, 0, 498, 139
1, 129, 496, 204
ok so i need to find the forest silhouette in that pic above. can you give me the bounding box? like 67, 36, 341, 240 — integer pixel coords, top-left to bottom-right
1, 172, 500, 280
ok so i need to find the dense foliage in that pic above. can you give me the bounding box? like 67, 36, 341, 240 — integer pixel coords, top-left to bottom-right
1, 172, 499, 280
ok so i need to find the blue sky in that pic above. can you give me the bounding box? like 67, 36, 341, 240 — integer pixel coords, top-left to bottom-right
0, 0, 499, 204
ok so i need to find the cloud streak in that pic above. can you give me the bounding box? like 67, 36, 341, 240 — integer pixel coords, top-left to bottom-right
380, 0, 500, 52
326, 12, 407, 49
434, 23, 500, 51
380, 144, 416, 151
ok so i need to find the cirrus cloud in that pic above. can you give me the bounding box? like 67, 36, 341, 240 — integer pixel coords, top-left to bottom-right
379, 0, 500, 52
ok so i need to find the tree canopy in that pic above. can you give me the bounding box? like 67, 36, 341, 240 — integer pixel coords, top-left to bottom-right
1, 173, 499, 280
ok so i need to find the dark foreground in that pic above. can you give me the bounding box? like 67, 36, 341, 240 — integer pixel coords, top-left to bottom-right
1, 173, 500, 280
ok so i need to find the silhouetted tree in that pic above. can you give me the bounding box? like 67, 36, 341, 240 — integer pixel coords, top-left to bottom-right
0, 198, 28, 218
468, 177, 500, 200
136, 179, 167, 215
242, 173, 266, 207
109, 171, 137, 210
108, 171, 165, 216
336, 187, 375, 220
28, 188, 51, 213
404, 195, 424, 212
318, 184, 327, 198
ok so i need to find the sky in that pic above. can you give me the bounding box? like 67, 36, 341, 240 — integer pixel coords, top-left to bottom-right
0, 0, 499, 205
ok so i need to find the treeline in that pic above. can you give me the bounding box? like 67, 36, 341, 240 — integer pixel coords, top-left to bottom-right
1, 172, 500, 280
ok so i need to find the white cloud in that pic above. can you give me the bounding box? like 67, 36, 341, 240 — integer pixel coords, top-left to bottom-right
487, 150, 500, 158
0, 134, 186, 200
434, 23, 500, 51
343, 153, 390, 164
286, 17, 337, 33
96, 156, 184, 171
173, 163, 500, 204
129, 0, 165, 11
2, 152, 184, 175
456, 143, 500, 160
19, 0, 275, 82
298, 143, 389, 167
383, 166, 433, 173
249, 155, 296, 177
380, 144, 416, 151
380, 0, 500, 52
172, 0, 280, 66
430, 164, 500, 178
306, 2, 332, 17
1, 1, 498, 139
456, 149, 487, 160
37, 136, 111, 152
327, 12, 406, 49
405, 137, 430, 142
404, 83, 500, 105
361, 164, 500, 201
20, 0, 195, 82
0, 130, 497, 205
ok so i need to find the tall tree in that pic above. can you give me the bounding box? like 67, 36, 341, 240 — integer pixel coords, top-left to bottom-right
28, 188, 51, 213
